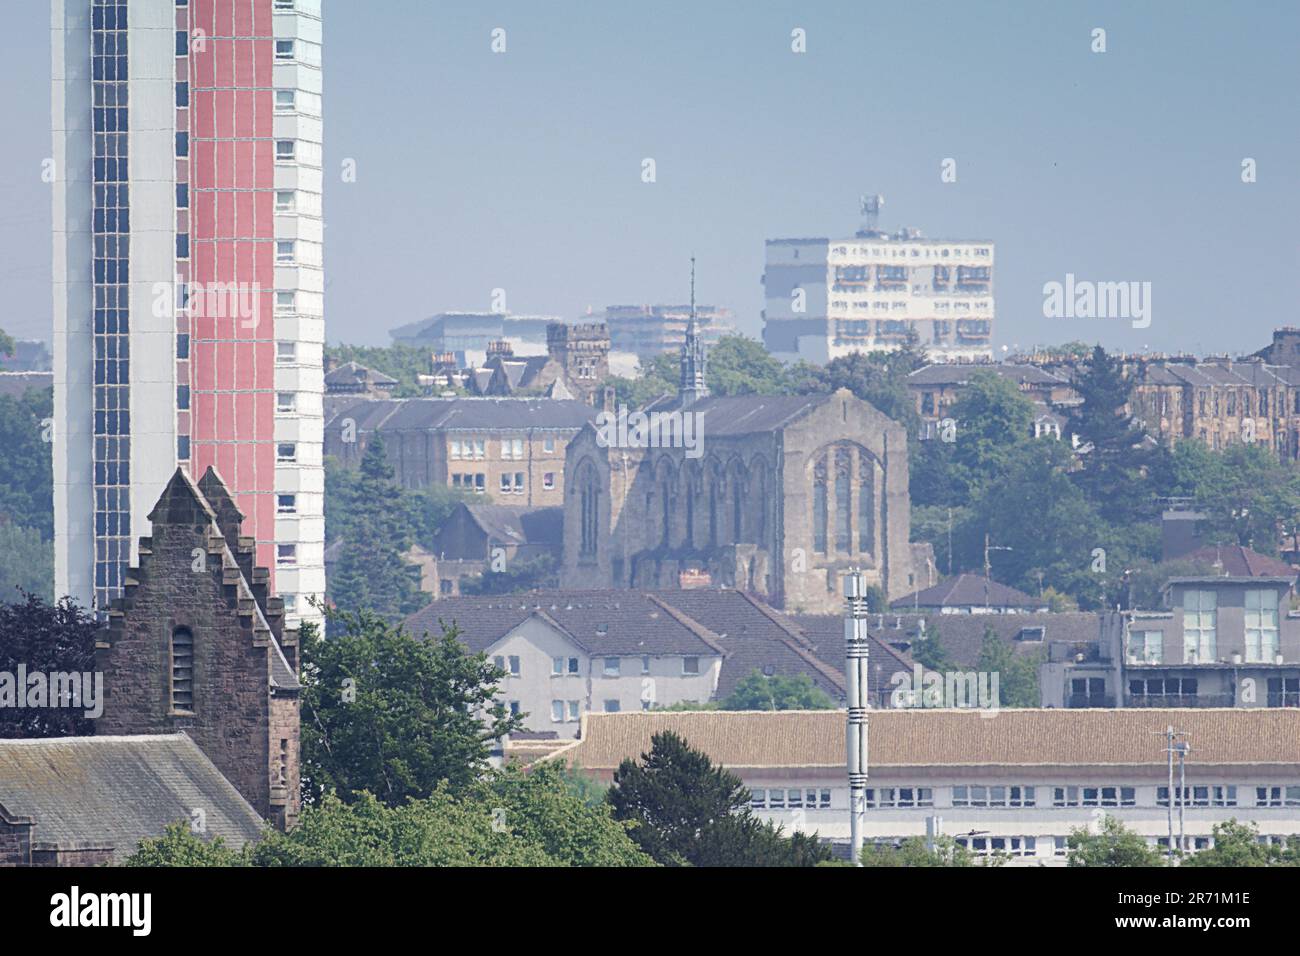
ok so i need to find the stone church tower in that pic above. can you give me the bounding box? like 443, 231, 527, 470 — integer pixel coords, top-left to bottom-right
95, 468, 301, 830
561, 304, 914, 613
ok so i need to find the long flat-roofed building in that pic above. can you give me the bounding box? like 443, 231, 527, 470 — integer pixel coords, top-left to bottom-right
551, 708, 1300, 864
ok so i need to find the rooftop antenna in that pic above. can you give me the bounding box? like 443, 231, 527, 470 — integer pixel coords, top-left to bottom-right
858, 194, 884, 236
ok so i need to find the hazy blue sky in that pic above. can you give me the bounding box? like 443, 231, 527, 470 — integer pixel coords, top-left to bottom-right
3, 0, 1296, 354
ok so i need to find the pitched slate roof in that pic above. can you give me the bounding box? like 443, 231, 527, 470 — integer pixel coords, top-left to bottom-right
891, 573, 1043, 610
402, 591, 727, 657
401, 589, 873, 699
1179, 544, 1296, 579
323, 361, 397, 389
794, 610, 1100, 671
641, 393, 831, 436
0, 734, 267, 862
547, 708, 1300, 772
907, 364, 1067, 387
326, 397, 597, 433
462, 504, 563, 550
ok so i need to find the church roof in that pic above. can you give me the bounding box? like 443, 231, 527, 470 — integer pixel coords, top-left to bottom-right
0, 734, 266, 862
642, 392, 831, 436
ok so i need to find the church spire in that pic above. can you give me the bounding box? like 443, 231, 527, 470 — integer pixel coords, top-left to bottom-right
679, 257, 709, 406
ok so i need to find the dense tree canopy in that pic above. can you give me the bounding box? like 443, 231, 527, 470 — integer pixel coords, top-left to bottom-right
326, 436, 429, 620
606, 731, 833, 866
323, 343, 454, 398
1067, 816, 1165, 867
719, 670, 834, 711
0, 594, 99, 738
300, 609, 521, 807
126, 764, 653, 867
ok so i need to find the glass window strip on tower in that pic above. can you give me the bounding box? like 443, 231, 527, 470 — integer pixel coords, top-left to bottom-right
91, 0, 131, 614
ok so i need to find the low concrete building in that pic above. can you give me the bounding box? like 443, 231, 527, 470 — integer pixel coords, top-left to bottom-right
550, 708, 1300, 863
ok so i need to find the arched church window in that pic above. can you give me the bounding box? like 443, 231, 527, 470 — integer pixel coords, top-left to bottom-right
579, 464, 599, 557
835, 447, 852, 553
813, 457, 828, 554
858, 450, 874, 554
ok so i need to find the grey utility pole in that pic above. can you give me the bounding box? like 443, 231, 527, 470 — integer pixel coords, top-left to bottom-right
844, 570, 870, 866
1154, 726, 1190, 861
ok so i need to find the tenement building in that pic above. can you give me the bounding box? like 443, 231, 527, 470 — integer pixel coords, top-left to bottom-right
560, 312, 913, 613
324, 396, 598, 506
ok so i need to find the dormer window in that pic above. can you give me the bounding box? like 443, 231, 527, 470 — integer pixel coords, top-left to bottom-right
171, 627, 194, 711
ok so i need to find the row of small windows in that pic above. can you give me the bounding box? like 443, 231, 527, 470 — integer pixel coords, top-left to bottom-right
842, 784, 1300, 810
494, 655, 703, 679
752, 789, 834, 810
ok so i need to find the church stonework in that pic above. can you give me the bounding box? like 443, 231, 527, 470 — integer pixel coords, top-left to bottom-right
95, 468, 302, 830
559, 293, 912, 613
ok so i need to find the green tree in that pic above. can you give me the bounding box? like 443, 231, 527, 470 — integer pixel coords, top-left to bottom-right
1180, 819, 1300, 867
0, 386, 53, 540
704, 335, 789, 396
1172, 441, 1300, 554
1066, 346, 1155, 525
719, 670, 834, 711
606, 731, 832, 866
947, 370, 1036, 497
300, 608, 522, 807
1066, 816, 1165, 866
793, 340, 926, 435
0, 328, 15, 357
974, 627, 1041, 707
323, 344, 449, 398
123, 823, 243, 867
605, 351, 678, 408
461, 553, 557, 595
0, 593, 99, 738
0, 522, 53, 601
127, 768, 654, 867
860, 835, 997, 867
909, 626, 955, 673
327, 436, 428, 620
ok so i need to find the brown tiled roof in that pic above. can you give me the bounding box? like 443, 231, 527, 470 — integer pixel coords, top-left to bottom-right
547, 708, 1300, 772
